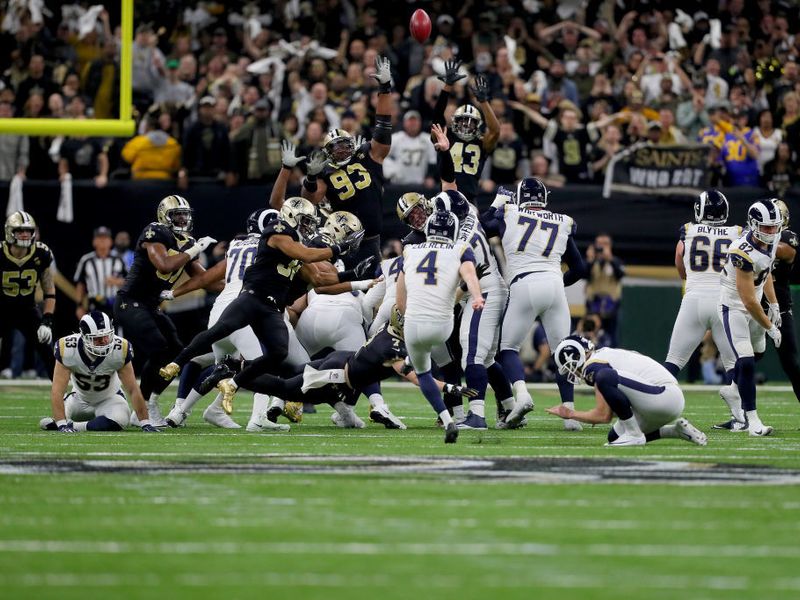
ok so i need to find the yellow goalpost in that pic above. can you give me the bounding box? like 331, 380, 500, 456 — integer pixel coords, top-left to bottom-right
0, 0, 134, 137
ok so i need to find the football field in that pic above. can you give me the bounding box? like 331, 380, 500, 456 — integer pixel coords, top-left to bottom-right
1, 383, 799, 599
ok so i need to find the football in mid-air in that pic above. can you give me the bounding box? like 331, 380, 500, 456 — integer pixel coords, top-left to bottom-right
410, 9, 432, 43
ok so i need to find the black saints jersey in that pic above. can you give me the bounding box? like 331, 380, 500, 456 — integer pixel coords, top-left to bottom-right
0, 241, 53, 308
447, 130, 487, 202
118, 223, 196, 308
241, 219, 302, 310
772, 228, 799, 310
346, 326, 407, 391
322, 144, 385, 238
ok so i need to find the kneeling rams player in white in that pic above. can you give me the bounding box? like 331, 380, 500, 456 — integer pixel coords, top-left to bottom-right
41, 312, 160, 432
397, 204, 484, 444
548, 336, 707, 447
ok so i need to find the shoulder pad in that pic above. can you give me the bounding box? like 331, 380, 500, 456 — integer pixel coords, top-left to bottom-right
35, 241, 51, 252
142, 223, 172, 244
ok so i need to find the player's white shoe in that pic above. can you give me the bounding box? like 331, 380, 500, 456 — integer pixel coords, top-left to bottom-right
369, 405, 407, 429
246, 413, 290, 433
203, 404, 241, 429
748, 422, 773, 437
674, 418, 707, 446
563, 418, 583, 432
333, 404, 365, 429
505, 397, 534, 429
166, 404, 188, 428
147, 401, 168, 427
605, 432, 646, 446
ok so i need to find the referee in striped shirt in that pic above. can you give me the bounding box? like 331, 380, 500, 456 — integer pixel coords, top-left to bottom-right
74, 226, 128, 319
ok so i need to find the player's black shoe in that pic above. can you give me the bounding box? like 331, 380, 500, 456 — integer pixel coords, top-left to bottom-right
444, 422, 459, 444
198, 362, 235, 396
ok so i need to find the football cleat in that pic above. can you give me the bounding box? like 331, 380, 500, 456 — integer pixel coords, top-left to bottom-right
197, 362, 235, 396
457, 411, 487, 430
147, 401, 168, 427
246, 413, 290, 433
165, 404, 188, 428
203, 404, 241, 429
444, 422, 459, 444
495, 408, 528, 429
748, 423, 774, 437
674, 418, 708, 446
504, 397, 534, 429
216, 379, 238, 415
712, 418, 748, 431
284, 402, 304, 423
159, 362, 180, 381
605, 432, 646, 447
563, 418, 583, 432
369, 405, 407, 429
333, 404, 365, 429
39, 417, 57, 431
303, 402, 317, 414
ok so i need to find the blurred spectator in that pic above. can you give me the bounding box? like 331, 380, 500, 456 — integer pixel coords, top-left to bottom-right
383, 110, 436, 186
132, 23, 166, 112
58, 136, 110, 188
230, 97, 282, 183
525, 322, 552, 383
585, 233, 625, 346
530, 153, 564, 189
541, 60, 579, 110
15, 55, 58, 113
0, 101, 28, 181
155, 58, 194, 106
721, 108, 760, 187
589, 124, 623, 182
74, 226, 127, 319
84, 39, 120, 119
113, 231, 135, 270
676, 82, 711, 140
655, 108, 687, 145
121, 115, 181, 180
763, 142, 798, 198
635, 53, 691, 105
484, 118, 529, 190
576, 313, 611, 349
753, 109, 783, 173
180, 96, 232, 185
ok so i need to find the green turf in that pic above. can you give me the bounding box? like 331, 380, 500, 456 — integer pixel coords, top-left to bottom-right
1, 384, 799, 599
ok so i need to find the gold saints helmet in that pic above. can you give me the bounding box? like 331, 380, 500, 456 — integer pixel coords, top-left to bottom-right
322, 211, 363, 245
157, 195, 193, 233
387, 304, 404, 340
322, 128, 356, 167
280, 197, 319, 240
4, 211, 36, 247
451, 104, 483, 141
773, 199, 790, 230
396, 192, 431, 231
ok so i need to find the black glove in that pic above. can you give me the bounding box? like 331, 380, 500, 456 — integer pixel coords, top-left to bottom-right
141, 423, 161, 433
444, 383, 479, 398
353, 255, 379, 279
438, 60, 466, 86
58, 422, 77, 433
461, 263, 489, 291
331, 230, 365, 259
471, 75, 490, 103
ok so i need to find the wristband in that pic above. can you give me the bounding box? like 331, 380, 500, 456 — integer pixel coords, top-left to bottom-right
184, 245, 203, 260
303, 177, 318, 193
44, 293, 56, 299
377, 81, 392, 94
41, 313, 54, 327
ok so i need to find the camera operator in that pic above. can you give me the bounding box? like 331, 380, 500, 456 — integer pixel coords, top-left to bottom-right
584, 233, 625, 346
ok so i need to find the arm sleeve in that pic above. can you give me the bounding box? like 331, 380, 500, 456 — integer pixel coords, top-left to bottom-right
460, 247, 476, 264
437, 146, 455, 183
562, 236, 587, 287
432, 88, 451, 127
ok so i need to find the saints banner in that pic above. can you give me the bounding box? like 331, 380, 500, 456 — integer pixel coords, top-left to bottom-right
602, 143, 713, 198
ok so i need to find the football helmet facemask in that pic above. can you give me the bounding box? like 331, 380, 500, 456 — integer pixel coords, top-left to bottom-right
4, 211, 36, 247
280, 197, 319, 240
424, 205, 459, 245
554, 335, 595, 385
397, 193, 431, 231
694, 189, 729, 225
157, 195, 193, 233
322, 211, 363, 245
79, 311, 115, 357
748, 199, 782, 245
451, 105, 483, 141
322, 128, 356, 167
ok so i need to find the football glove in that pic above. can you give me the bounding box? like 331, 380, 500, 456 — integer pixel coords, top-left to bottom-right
471, 74, 491, 102
331, 230, 365, 259
141, 421, 161, 433
281, 140, 306, 168
460, 263, 489, 291
767, 325, 782, 348
443, 383, 479, 398
768, 303, 782, 328
57, 421, 77, 433
438, 59, 466, 86
353, 255, 379, 279
353, 135, 367, 149
370, 55, 393, 92
159, 290, 174, 301
305, 150, 329, 177
37, 313, 53, 345
184, 236, 217, 259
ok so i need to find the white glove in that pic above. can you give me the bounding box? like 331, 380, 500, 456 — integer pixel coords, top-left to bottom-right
184, 236, 217, 259
491, 193, 512, 209
370, 55, 392, 86
159, 290, 175, 301
37, 324, 52, 345
768, 303, 782, 328
767, 325, 782, 348
281, 139, 306, 168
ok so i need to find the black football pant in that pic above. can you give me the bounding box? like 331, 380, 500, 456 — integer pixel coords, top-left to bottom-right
0, 305, 54, 379
115, 297, 183, 399
777, 310, 800, 402
240, 351, 356, 405
171, 291, 288, 385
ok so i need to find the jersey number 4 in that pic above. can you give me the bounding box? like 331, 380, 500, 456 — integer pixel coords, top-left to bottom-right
517, 216, 558, 256
689, 236, 731, 272
2, 269, 37, 297
330, 163, 372, 200
416, 251, 438, 285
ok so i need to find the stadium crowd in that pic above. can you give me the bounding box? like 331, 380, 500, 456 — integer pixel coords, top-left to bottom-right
0, 0, 798, 194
